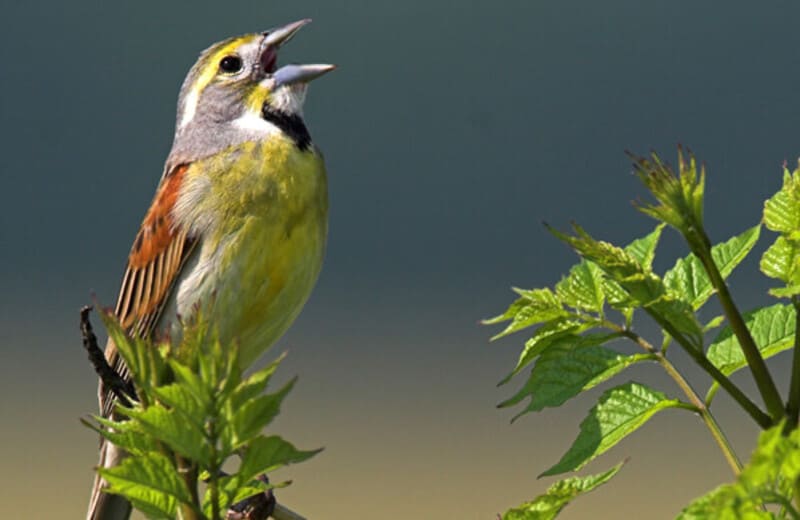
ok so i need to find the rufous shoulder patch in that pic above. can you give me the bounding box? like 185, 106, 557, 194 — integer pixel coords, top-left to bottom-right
129, 164, 189, 268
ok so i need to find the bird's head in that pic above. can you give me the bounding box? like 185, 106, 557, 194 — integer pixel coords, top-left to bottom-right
172, 19, 334, 156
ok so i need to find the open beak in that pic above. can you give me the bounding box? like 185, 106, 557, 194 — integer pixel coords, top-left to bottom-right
273, 63, 336, 87
259, 19, 335, 86
263, 18, 311, 49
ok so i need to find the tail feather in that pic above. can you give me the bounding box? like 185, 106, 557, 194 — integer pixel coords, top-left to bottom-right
87, 439, 131, 520
88, 336, 133, 520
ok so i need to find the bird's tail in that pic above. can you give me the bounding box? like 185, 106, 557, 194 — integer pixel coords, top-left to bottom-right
87, 439, 131, 520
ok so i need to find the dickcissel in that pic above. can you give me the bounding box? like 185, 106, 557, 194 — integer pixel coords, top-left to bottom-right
87, 19, 333, 520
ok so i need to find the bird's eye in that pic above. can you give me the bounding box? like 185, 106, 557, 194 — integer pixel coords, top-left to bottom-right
219, 55, 243, 73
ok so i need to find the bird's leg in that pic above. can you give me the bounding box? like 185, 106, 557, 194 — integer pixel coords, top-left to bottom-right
80, 306, 137, 407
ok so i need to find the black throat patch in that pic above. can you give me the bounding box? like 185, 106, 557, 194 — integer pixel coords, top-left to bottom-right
261, 104, 312, 151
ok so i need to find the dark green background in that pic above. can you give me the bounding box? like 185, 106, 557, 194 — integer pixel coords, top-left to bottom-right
2, 1, 799, 517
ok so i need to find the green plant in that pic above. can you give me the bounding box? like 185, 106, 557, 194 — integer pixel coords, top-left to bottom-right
84, 311, 319, 520
486, 148, 800, 518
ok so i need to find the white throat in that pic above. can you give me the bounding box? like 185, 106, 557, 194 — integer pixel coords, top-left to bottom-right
232, 110, 283, 135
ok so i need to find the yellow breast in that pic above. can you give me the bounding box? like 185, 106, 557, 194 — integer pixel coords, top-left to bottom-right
170, 137, 328, 366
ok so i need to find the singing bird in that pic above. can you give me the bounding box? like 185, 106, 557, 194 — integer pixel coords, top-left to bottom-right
87, 20, 333, 519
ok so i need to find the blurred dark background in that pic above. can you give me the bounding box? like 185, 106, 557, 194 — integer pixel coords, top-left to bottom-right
2, 1, 799, 518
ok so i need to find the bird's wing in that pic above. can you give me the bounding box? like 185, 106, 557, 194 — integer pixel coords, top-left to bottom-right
100, 162, 198, 419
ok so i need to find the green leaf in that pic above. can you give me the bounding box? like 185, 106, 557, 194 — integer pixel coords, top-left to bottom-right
676, 485, 774, 520
502, 462, 625, 520
602, 277, 634, 310
168, 361, 211, 409
763, 167, 800, 235
703, 315, 725, 332
705, 304, 796, 407
229, 353, 286, 410
98, 452, 192, 519
499, 319, 590, 385
710, 225, 761, 277
600, 226, 664, 317
645, 295, 704, 351
761, 166, 800, 299
499, 334, 654, 420
83, 416, 158, 456
197, 336, 225, 389
602, 279, 636, 327
664, 225, 761, 309
224, 379, 296, 451
663, 255, 709, 310
123, 404, 212, 466
550, 224, 703, 350
761, 235, 799, 283
555, 261, 605, 314
596, 227, 664, 322
152, 383, 206, 432
237, 435, 322, 484
549, 224, 647, 284
770, 285, 800, 298
483, 293, 536, 326
707, 303, 796, 376
761, 236, 800, 288
540, 382, 685, 477
487, 288, 568, 339
625, 224, 665, 270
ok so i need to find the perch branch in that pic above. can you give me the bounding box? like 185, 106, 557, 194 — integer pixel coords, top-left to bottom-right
271, 504, 307, 520
224, 474, 307, 520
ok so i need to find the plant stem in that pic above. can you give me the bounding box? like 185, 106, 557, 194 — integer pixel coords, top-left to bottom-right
176, 455, 202, 520
208, 420, 220, 520
620, 329, 743, 474
786, 297, 800, 429
644, 312, 773, 429
178, 503, 202, 520
695, 235, 785, 422
795, 478, 800, 515
659, 355, 743, 474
